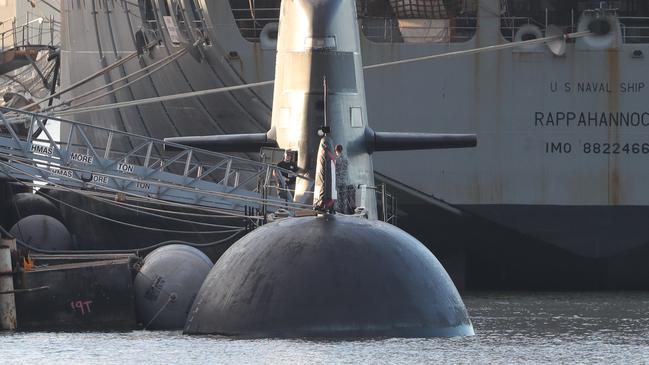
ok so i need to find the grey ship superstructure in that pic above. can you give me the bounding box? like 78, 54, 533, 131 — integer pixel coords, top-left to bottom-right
55, 0, 649, 289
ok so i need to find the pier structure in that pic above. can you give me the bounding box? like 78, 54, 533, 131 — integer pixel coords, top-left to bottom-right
0, 106, 321, 331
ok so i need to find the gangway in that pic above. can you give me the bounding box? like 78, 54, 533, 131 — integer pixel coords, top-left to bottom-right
0, 107, 314, 217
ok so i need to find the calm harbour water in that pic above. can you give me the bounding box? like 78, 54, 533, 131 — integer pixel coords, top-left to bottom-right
2, 292, 649, 364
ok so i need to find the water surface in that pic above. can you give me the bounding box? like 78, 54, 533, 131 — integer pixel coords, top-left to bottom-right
2, 292, 648, 364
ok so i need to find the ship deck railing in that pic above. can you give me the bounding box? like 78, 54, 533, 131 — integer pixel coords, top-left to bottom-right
230, 6, 280, 41
618, 17, 649, 44
229, 4, 481, 44
499, 16, 547, 42
360, 16, 477, 43
499, 10, 649, 45
228, 3, 649, 45
0, 16, 58, 51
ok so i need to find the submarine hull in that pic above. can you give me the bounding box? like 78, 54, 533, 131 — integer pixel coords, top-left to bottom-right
184, 214, 474, 338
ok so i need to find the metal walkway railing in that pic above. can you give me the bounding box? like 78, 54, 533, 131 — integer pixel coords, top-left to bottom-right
0, 16, 58, 51
0, 107, 313, 215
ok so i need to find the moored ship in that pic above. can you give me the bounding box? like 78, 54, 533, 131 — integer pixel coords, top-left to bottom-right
21, 0, 649, 289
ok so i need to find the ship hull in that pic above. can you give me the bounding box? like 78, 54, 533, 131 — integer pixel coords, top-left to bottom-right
57, 0, 649, 289
399, 202, 649, 290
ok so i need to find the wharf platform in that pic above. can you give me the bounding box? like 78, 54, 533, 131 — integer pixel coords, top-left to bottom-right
2, 241, 140, 331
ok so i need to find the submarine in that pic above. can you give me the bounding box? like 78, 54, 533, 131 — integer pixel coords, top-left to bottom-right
168, 0, 477, 338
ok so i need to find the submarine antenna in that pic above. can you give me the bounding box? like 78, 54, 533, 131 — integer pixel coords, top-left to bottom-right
323, 76, 328, 128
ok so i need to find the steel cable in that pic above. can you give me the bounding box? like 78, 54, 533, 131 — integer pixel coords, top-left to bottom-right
0, 223, 244, 255
0, 160, 245, 234
23, 41, 156, 110
13, 180, 262, 219
45, 41, 194, 112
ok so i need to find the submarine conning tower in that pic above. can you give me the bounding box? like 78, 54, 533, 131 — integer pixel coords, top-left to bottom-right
270, 0, 376, 217
163, 0, 475, 217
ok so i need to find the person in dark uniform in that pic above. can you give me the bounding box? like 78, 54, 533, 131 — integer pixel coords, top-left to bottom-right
276, 150, 298, 200
334, 144, 353, 214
